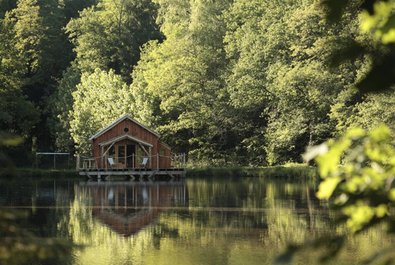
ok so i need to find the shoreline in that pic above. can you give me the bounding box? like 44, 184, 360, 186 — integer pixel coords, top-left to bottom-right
1, 164, 317, 179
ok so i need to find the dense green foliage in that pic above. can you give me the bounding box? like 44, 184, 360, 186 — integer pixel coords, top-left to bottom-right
315, 125, 395, 232
0, 0, 94, 164
275, 1, 395, 264
66, 0, 160, 79
0, 0, 393, 166
131, 0, 235, 162
130, 0, 393, 165
69, 69, 133, 154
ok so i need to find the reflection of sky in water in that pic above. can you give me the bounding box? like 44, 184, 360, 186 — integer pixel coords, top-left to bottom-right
142, 186, 148, 202
108, 188, 114, 200
0, 178, 393, 265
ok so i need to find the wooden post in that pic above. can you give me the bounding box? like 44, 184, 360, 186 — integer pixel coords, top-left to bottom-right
53, 154, 56, 169
183, 153, 186, 168
101, 146, 104, 169
124, 187, 127, 209
157, 153, 159, 170
76, 154, 80, 171
149, 147, 152, 168
115, 190, 118, 210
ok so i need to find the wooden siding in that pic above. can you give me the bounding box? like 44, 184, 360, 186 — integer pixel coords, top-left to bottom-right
92, 118, 172, 169
159, 142, 171, 168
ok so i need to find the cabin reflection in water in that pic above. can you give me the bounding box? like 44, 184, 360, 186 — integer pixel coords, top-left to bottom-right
78, 181, 188, 237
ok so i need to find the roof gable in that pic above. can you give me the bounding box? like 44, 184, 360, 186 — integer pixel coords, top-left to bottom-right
98, 134, 153, 147
89, 114, 160, 140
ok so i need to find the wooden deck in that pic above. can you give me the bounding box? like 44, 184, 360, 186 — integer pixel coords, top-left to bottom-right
79, 167, 186, 180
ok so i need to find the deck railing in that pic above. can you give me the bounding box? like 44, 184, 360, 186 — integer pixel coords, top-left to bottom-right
76, 153, 186, 170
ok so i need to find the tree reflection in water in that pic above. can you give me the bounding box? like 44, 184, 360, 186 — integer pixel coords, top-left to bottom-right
60, 178, 394, 265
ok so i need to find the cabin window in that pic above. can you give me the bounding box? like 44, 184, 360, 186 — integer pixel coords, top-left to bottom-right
124, 127, 129, 133
109, 146, 115, 157
118, 145, 126, 164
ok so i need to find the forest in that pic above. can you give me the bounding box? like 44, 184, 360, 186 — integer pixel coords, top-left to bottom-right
0, 0, 394, 167
1, 1, 395, 264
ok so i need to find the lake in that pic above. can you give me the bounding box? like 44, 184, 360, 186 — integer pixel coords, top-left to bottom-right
0, 176, 393, 265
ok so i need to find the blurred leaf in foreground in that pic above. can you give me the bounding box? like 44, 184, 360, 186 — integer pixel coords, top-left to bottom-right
277, 125, 395, 264
313, 125, 395, 233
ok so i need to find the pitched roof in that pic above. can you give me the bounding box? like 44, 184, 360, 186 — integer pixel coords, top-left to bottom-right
89, 114, 160, 141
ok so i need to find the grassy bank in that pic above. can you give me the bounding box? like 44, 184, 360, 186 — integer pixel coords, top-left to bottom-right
1, 164, 317, 179
1, 168, 79, 179
186, 164, 317, 179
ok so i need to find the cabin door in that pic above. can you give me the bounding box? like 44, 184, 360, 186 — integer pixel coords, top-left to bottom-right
126, 144, 136, 168
117, 145, 126, 166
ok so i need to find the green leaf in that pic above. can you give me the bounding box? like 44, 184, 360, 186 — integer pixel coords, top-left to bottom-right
389, 189, 395, 201
317, 176, 341, 199
370, 124, 391, 142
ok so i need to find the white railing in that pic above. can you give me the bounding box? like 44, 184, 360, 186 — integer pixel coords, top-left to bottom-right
76, 153, 186, 170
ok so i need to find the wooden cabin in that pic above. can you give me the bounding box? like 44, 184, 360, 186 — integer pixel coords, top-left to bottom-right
89, 114, 171, 169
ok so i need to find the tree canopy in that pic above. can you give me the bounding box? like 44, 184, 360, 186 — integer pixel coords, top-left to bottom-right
0, 0, 392, 166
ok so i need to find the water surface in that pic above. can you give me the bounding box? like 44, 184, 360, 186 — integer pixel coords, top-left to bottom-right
0, 176, 392, 265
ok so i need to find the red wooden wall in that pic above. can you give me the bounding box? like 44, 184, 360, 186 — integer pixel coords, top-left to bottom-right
91, 118, 171, 168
